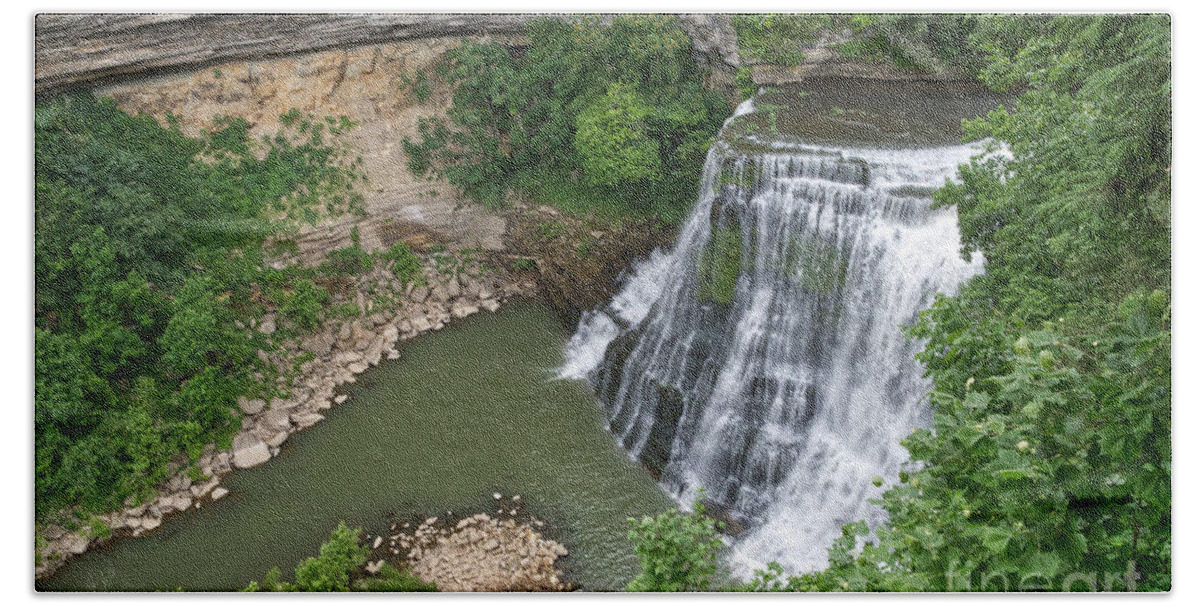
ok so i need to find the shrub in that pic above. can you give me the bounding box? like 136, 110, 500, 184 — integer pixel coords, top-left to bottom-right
278, 279, 330, 330
626, 498, 724, 592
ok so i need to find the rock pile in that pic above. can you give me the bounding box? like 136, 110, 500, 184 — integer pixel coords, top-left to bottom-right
383, 508, 570, 592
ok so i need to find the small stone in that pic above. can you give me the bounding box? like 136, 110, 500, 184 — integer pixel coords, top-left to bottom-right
211, 487, 229, 501
334, 394, 349, 405
258, 315, 276, 334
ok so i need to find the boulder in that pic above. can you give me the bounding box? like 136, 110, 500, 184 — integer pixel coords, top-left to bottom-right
262, 408, 293, 431
410, 314, 433, 333
258, 314, 276, 334
429, 284, 449, 304
451, 300, 480, 319
364, 332, 388, 366
268, 396, 301, 411
301, 331, 335, 356
333, 351, 364, 365
63, 534, 90, 555
291, 412, 325, 429
237, 396, 266, 415
266, 430, 290, 448
211, 487, 229, 501
231, 433, 271, 469
409, 285, 429, 303
166, 491, 193, 512
191, 477, 220, 498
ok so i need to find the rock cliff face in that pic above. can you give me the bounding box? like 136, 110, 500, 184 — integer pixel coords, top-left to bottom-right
35, 14, 542, 96
86, 35, 511, 265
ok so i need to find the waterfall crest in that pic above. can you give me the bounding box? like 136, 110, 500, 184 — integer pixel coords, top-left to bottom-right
561, 121, 985, 575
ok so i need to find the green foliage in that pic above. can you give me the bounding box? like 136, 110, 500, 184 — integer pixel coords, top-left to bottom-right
787, 14, 1171, 593
696, 225, 742, 305
377, 241, 423, 287
400, 71, 433, 103
35, 93, 363, 521
834, 14, 1032, 77
293, 522, 370, 591
245, 523, 435, 592
511, 257, 538, 272
324, 245, 374, 275
574, 82, 661, 188
402, 15, 727, 217
732, 14, 831, 66
626, 499, 724, 592
734, 66, 757, 101
277, 279, 330, 331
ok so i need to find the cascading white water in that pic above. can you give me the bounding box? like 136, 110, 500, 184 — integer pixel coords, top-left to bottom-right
561, 109, 986, 577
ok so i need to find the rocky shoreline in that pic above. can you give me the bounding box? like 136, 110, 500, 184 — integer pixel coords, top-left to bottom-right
35, 251, 539, 581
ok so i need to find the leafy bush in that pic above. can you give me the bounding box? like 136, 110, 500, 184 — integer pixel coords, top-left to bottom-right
245, 523, 435, 592
626, 499, 724, 592
732, 14, 831, 66
293, 522, 370, 591
377, 241, 423, 287
278, 279, 330, 331
574, 82, 661, 188
324, 246, 374, 275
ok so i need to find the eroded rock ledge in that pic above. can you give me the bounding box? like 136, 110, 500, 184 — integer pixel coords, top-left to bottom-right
35, 14, 546, 96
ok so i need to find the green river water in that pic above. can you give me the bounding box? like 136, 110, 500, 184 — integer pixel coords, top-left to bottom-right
42, 299, 673, 592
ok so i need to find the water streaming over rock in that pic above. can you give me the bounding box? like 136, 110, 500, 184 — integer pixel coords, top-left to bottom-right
560, 107, 986, 576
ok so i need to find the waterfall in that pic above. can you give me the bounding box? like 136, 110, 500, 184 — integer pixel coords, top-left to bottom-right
561, 115, 986, 577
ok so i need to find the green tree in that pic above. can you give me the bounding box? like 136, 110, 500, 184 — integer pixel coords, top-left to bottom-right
574, 82, 661, 188
403, 15, 727, 217
293, 522, 370, 591
626, 499, 724, 592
